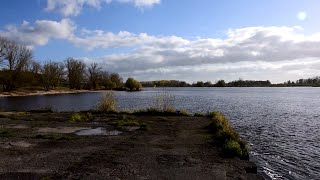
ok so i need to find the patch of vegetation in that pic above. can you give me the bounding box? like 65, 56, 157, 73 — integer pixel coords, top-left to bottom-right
40, 176, 51, 180
152, 91, 176, 112
97, 91, 117, 112
158, 116, 169, 121
69, 112, 93, 123
207, 112, 247, 158
0, 128, 13, 137
178, 109, 191, 116
110, 115, 140, 129
223, 139, 243, 157
194, 112, 206, 117
133, 108, 179, 116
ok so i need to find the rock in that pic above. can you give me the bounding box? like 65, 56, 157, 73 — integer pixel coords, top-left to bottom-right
245, 165, 258, 174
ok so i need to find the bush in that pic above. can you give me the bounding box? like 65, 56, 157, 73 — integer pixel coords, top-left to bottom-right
97, 91, 116, 112
69, 112, 93, 123
223, 139, 243, 157
208, 112, 247, 158
153, 90, 175, 112
125, 77, 142, 91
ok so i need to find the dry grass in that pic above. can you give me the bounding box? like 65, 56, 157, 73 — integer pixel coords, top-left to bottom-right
97, 91, 116, 112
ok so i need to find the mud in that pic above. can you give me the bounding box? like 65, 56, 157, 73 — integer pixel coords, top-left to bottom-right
0, 112, 263, 180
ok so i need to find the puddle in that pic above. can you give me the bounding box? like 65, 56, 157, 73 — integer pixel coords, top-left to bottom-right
37, 127, 86, 134
75, 127, 122, 136
125, 126, 140, 131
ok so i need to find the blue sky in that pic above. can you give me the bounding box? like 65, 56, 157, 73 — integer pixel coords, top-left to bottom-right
1, 0, 320, 83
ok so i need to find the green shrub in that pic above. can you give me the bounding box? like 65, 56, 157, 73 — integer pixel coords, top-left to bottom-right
69, 112, 93, 123
208, 112, 247, 158
0, 128, 12, 137
97, 91, 116, 112
223, 139, 243, 157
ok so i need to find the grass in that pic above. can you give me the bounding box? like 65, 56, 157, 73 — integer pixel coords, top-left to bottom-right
133, 108, 191, 116
69, 112, 93, 123
110, 114, 140, 129
207, 112, 247, 158
0, 128, 13, 137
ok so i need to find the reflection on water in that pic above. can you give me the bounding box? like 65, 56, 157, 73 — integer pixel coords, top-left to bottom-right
1, 87, 320, 179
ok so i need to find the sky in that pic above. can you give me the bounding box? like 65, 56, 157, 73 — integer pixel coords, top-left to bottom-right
0, 0, 320, 83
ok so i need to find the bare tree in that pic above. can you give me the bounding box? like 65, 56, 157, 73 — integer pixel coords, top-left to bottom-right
0, 37, 8, 64
28, 60, 41, 74
87, 63, 102, 90
40, 61, 65, 91
65, 58, 86, 90
0, 37, 32, 91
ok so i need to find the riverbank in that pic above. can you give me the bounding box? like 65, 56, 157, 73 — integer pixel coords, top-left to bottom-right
0, 111, 263, 179
0, 89, 95, 97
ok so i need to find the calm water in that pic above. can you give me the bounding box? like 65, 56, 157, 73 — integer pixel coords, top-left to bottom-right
1, 87, 320, 179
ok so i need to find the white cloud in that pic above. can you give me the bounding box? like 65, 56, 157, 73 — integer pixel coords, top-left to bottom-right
2, 19, 320, 82
0, 19, 74, 46
297, 11, 307, 21
45, 0, 160, 16
70, 30, 189, 50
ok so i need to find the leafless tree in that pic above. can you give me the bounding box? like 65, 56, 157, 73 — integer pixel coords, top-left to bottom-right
87, 63, 102, 90
65, 58, 86, 90
0, 37, 32, 91
40, 61, 65, 91
28, 60, 41, 74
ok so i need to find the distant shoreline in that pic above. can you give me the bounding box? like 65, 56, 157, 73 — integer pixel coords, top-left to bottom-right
0, 89, 106, 98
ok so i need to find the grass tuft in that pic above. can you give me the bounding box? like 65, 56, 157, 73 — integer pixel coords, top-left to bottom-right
69, 112, 93, 123
97, 91, 117, 112
207, 112, 247, 158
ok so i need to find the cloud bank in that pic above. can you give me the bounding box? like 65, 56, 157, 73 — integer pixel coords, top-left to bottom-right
1, 19, 320, 82
45, 0, 161, 16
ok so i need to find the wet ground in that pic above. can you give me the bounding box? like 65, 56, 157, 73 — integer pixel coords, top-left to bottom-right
0, 112, 263, 180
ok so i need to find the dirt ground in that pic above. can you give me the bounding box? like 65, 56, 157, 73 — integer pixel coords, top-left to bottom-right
0, 112, 263, 180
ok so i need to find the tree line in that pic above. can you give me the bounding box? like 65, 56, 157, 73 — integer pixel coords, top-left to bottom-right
277, 77, 320, 87
0, 37, 141, 92
141, 79, 272, 87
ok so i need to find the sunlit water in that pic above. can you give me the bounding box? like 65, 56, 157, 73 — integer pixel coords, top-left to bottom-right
1, 87, 320, 179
